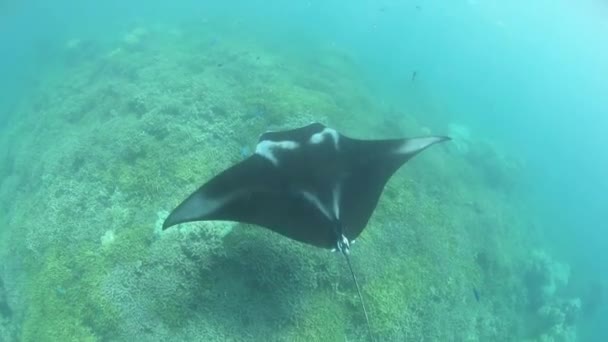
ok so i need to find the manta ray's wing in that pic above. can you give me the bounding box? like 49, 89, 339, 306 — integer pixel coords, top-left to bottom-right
338, 135, 450, 242
162, 126, 340, 248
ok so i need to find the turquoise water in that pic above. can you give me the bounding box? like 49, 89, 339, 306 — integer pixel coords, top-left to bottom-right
1, 1, 606, 341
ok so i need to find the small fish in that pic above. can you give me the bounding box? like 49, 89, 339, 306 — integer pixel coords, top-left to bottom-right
473, 287, 480, 302
411, 71, 417, 82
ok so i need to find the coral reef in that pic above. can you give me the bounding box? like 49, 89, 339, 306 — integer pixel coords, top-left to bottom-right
0, 19, 576, 342
523, 250, 581, 341
525, 250, 571, 311
122, 28, 148, 51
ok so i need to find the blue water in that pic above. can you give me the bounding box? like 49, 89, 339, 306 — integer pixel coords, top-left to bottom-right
1, 1, 606, 340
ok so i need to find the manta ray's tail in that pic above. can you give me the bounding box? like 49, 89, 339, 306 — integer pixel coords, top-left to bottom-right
343, 251, 375, 342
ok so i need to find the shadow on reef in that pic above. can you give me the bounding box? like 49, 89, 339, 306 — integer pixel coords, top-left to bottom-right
212, 225, 345, 332
101, 218, 354, 341
0, 275, 16, 342
153, 226, 316, 336
0, 277, 11, 319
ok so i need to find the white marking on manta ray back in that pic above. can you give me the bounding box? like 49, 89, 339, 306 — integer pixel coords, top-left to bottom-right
395, 136, 444, 155
309, 127, 340, 150
255, 140, 299, 166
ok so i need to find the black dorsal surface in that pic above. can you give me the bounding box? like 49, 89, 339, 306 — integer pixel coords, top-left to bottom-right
163, 122, 449, 249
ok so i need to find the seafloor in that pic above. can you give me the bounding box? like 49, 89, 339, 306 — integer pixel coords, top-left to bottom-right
0, 22, 581, 341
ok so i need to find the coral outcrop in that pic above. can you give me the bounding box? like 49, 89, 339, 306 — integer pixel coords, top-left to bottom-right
523, 250, 581, 341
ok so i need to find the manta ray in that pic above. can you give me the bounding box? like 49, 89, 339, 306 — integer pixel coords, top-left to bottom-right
163, 122, 449, 340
